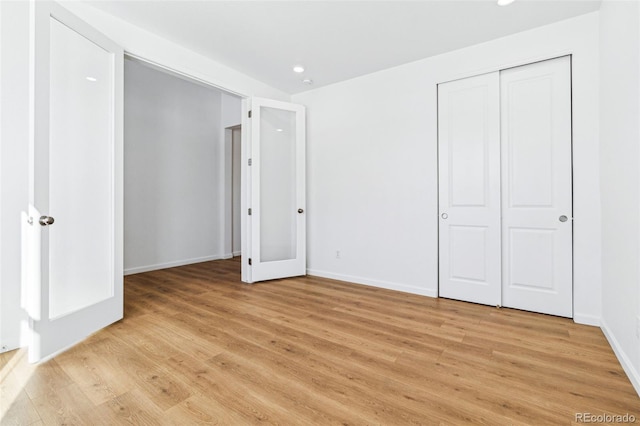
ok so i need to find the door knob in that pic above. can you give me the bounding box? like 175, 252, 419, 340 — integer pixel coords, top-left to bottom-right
39, 216, 55, 226
298, 208, 304, 214
441, 213, 448, 219
559, 215, 568, 222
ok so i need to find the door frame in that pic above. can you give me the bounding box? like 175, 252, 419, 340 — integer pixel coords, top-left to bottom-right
436, 54, 575, 315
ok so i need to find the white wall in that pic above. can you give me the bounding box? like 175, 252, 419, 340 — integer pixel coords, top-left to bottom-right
293, 13, 601, 323
0, 0, 30, 352
124, 59, 227, 273
599, 0, 640, 394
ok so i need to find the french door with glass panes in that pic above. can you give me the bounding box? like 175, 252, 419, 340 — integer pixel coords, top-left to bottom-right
244, 98, 306, 282
26, 1, 124, 362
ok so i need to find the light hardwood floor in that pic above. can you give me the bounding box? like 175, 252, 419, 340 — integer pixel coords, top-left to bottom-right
2, 258, 639, 425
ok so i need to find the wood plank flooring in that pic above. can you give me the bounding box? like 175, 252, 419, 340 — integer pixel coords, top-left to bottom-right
2, 258, 639, 425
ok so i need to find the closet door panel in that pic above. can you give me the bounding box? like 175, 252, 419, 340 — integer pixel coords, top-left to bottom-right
500, 56, 573, 317
438, 73, 501, 306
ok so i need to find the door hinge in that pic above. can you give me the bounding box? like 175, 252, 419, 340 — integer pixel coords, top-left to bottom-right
248, 110, 252, 118
248, 258, 252, 265
248, 208, 252, 215
248, 158, 252, 166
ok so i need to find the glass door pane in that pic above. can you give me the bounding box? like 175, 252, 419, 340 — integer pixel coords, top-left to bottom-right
49, 17, 114, 318
259, 106, 297, 262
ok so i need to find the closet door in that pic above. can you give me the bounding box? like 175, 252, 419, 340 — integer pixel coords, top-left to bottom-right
500, 56, 573, 317
438, 73, 501, 306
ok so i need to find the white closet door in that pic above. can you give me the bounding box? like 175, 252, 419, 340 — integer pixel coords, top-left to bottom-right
438, 73, 501, 306
500, 56, 573, 317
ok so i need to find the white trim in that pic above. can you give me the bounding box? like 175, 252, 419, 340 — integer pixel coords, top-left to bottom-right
124, 254, 227, 276
601, 320, 640, 397
307, 269, 438, 298
125, 53, 246, 98
232, 251, 241, 257
573, 313, 600, 327
436, 51, 575, 87
241, 99, 250, 283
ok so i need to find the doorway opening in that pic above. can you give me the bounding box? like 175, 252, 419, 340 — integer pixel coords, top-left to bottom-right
123, 56, 243, 276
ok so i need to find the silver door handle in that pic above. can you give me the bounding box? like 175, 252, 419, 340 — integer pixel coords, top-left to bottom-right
39, 216, 55, 226
559, 215, 568, 222
298, 208, 304, 214
441, 213, 448, 219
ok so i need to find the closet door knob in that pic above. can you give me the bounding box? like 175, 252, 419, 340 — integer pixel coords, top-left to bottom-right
441, 213, 448, 219
559, 215, 568, 222
298, 208, 304, 214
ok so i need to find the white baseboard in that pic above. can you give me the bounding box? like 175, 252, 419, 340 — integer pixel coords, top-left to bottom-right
232, 251, 241, 257
0, 342, 20, 353
573, 312, 601, 327
306, 268, 438, 298
124, 254, 227, 276
601, 320, 640, 397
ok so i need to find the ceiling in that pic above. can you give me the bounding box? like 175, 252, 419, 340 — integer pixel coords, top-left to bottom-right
86, 0, 601, 94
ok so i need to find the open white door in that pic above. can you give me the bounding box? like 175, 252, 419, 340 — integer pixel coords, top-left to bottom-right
245, 98, 305, 282
26, 2, 123, 362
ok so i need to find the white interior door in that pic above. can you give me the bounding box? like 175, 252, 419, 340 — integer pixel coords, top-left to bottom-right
27, 2, 123, 362
438, 73, 501, 306
500, 56, 573, 317
246, 98, 306, 282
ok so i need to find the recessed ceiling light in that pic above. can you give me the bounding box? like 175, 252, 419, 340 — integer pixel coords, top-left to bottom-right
86, 76, 97, 82
293, 65, 305, 73
276, 128, 284, 132
497, 0, 515, 5
302, 79, 313, 85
